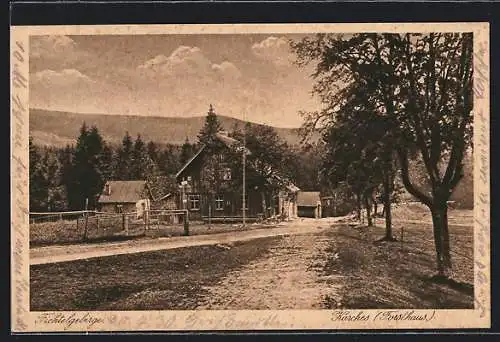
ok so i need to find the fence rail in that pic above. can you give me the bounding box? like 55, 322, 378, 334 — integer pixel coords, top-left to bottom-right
29, 209, 189, 246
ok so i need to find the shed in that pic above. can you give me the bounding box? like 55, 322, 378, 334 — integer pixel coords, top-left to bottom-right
297, 191, 322, 218
98, 180, 148, 213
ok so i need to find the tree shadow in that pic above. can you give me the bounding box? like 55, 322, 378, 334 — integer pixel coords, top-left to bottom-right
427, 274, 474, 295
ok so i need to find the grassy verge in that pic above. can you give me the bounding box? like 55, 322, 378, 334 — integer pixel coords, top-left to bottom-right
322, 222, 473, 309
145, 221, 281, 238
390, 202, 474, 226
30, 220, 279, 248
30, 235, 282, 311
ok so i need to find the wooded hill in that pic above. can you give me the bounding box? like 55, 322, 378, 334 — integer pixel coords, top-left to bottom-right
29, 108, 311, 147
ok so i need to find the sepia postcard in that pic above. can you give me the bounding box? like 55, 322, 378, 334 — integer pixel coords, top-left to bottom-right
11, 22, 490, 332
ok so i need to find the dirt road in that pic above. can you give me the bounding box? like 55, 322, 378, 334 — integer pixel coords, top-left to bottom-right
30, 217, 345, 265
196, 233, 342, 309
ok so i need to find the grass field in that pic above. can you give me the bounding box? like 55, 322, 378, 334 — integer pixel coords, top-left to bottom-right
390, 202, 474, 226
321, 220, 474, 309
30, 236, 282, 311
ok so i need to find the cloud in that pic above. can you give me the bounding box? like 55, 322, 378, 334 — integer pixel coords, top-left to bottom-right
138, 46, 243, 84
31, 35, 78, 59
138, 45, 214, 76
32, 69, 96, 87
212, 61, 242, 81
30, 68, 109, 114
251, 36, 293, 67
30, 35, 95, 74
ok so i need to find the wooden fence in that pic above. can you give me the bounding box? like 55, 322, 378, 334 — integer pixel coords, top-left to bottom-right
29, 209, 190, 246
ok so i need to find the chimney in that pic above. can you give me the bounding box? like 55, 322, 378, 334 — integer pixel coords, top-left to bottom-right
104, 183, 111, 196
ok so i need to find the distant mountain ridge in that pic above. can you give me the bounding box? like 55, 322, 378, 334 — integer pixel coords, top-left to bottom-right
29, 108, 311, 147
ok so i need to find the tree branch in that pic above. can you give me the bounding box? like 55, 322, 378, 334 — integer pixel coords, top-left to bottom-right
396, 146, 433, 207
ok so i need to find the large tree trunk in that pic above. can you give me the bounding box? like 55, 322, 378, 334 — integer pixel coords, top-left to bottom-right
382, 169, 395, 241
363, 192, 373, 226
430, 199, 452, 277
397, 148, 456, 275
355, 191, 362, 221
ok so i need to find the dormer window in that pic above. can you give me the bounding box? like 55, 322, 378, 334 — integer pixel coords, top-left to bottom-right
104, 183, 111, 196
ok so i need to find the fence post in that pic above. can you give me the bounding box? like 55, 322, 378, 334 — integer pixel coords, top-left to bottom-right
83, 211, 89, 241
122, 213, 127, 236
400, 225, 404, 251
184, 210, 189, 236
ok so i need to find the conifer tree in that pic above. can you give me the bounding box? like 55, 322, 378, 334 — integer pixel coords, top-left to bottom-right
59, 144, 76, 210
115, 131, 134, 180
29, 137, 49, 211
160, 144, 182, 175
131, 134, 157, 179
69, 123, 106, 209
197, 104, 223, 146
180, 137, 194, 166
147, 141, 159, 164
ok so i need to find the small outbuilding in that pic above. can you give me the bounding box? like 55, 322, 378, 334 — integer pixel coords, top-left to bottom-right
297, 191, 322, 218
98, 177, 178, 215
98, 180, 149, 214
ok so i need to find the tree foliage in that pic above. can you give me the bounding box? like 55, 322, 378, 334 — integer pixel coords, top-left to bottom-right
69, 124, 107, 209
229, 123, 296, 192
29, 126, 186, 211
29, 137, 49, 211
180, 137, 195, 166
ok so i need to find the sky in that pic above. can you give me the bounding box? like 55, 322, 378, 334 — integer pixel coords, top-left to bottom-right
29, 34, 322, 128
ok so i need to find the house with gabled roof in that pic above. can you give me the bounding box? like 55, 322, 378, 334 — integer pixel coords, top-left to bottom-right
97, 176, 178, 214
98, 180, 149, 213
175, 131, 300, 222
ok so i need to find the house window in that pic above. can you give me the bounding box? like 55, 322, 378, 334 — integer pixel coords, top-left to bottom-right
115, 205, 123, 213
189, 194, 201, 210
215, 194, 224, 211
220, 167, 232, 181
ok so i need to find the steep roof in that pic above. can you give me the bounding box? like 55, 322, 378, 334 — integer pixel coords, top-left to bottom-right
297, 191, 321, 207
175, 132, 249, 179
175, 145, 206, 179
98, 180, 147, 203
